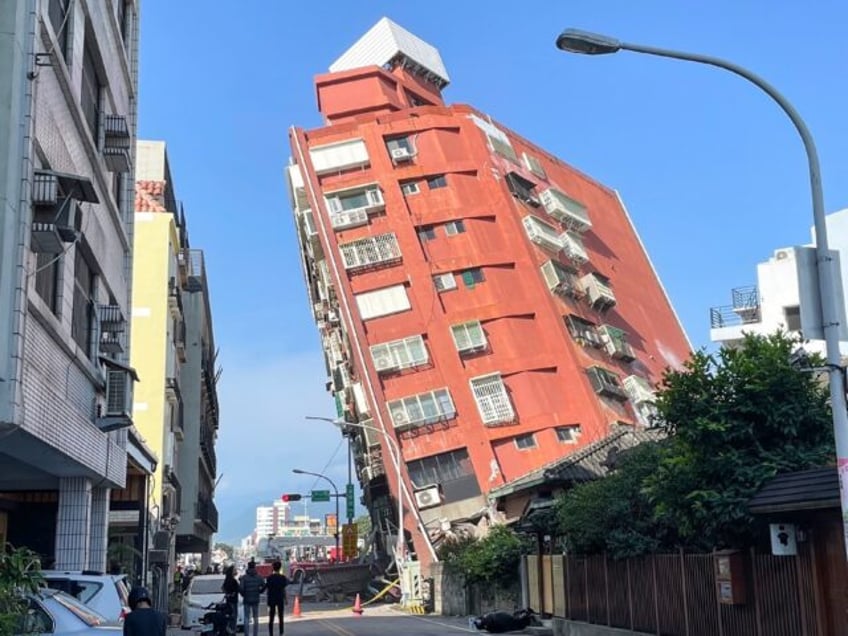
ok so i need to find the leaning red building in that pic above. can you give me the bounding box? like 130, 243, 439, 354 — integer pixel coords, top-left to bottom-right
285, 18, 690, 570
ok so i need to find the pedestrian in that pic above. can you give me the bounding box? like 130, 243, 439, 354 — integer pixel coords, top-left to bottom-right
264, 560, 289, 636
123, 586, 167, 636
239, 560, 266, 636
222, 565, 240, 635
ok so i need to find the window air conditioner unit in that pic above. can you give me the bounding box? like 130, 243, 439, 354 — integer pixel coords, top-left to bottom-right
391, 147, 413, 162
373, 353, 396, 372
391, 409, 409, 428
414, 485, 442, 510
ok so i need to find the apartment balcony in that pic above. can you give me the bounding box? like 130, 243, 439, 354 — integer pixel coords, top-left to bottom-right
709, 285, 762, 344
195, 496, 219, 532
325, 185, 384, 231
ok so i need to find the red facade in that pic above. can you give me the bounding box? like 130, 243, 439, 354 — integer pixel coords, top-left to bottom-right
288, 61, 689, 568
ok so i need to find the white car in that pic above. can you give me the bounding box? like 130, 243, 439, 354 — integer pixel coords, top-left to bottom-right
41, 570, 130, 623
181, 574, 244, 630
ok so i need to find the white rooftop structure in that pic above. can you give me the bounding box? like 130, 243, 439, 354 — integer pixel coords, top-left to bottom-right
330, 17, 450, 88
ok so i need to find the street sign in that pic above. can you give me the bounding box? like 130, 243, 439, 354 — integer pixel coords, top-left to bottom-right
342, 523, 358, 559
311, 489, 330, 502
345, 483, 355, 520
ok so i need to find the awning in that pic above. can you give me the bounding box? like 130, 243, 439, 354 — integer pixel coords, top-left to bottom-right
100, 356, 139, 382
748, 467, 840, 514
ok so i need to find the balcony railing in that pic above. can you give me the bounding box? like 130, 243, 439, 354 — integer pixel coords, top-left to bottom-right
196, 496, 219, 532
711, 285, 761, 328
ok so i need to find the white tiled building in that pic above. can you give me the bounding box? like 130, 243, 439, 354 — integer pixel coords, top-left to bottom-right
710, 209, 848, 356
0, 1, 139, 570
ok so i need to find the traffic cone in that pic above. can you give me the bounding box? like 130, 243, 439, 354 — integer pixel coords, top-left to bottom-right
292, 595, 302, 618
352, 593, 364, 615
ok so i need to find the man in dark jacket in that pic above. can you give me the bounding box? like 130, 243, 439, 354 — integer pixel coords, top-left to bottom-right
264, 560, 289, 636
124, 586, 166, 636
239, 561, 266, 636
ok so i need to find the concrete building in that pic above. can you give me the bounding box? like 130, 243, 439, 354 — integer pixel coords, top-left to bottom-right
710, 208, 848, 355
286, 18, 690, 569
131, 141, 220, 578
256, 500, 292, 537
0, 1, 140, 569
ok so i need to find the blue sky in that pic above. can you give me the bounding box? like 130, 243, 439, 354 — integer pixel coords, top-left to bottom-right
137, 1, 848, 541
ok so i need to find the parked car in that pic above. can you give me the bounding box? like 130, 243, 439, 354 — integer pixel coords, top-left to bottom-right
41, 569, 130, 623
182, 574, 244, 631
17, 588, 121, 635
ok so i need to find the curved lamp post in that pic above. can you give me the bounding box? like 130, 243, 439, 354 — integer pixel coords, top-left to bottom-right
556, 28, 848, 558
292, 468, 340, 558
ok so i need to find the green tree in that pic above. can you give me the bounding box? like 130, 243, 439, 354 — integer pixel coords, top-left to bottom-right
556, 442, 671, 558
0, 545, 44, 636
646, 332, 834, 550
438, 525, 528, 588
214, 542, 234, 559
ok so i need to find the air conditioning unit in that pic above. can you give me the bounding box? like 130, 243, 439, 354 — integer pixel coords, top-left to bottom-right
391, 409, 408, 428
391, 147, 413, 162
414, 485, 442, 510
373, 353, 396, 372
105, 369, 131, 417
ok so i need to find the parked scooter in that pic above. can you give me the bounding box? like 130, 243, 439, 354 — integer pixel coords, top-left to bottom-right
198, 601, 234, 636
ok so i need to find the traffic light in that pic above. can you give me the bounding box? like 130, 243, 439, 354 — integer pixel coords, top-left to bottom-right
281, 493, 302, 502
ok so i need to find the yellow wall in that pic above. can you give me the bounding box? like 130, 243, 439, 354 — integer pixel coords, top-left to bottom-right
130, 212, 177, 509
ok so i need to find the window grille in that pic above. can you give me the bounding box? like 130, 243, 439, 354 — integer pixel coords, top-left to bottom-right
470, 374, 515, 425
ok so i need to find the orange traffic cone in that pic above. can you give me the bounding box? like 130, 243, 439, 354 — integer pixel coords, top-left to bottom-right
292, 595, 302, 618
352, 593, 364, 615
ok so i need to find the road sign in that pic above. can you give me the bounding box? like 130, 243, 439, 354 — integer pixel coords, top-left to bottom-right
311, 489, 330, 502
342, 523, 358, 559
345, 483, 355, 520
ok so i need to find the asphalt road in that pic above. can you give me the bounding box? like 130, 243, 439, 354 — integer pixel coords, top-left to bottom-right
169, 604, 479, 636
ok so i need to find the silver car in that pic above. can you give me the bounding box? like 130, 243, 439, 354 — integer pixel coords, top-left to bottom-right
18, 589, 121, 635
41, 570, 130, 623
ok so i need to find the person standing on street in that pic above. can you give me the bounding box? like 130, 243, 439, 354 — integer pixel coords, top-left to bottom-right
264, 560, 289, 636
222, 565, 240, 634
123, 586, 167, 636
239, 560, 266, 636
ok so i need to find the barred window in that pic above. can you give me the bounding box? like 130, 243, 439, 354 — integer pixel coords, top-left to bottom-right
388, 388, 455, 429
339, 233, 401, 271
370, 335, 428, 372
470, 373, 514, 425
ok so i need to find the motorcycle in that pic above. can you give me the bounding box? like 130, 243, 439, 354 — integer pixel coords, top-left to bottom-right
469, 607, 540, 633
198, 600, 235, 636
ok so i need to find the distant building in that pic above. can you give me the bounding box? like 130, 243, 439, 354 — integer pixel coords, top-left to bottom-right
286, 18, 690, 570
710, 208, 848, 355
255, 500, 291, 537
0, 0, 141, 571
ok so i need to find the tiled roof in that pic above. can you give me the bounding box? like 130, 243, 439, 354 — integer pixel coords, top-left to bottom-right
488, 426, 665, 500
748, 467, 839, 514
135, 179, 168, 212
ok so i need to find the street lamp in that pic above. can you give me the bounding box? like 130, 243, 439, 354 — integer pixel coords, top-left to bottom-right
556, 28, 848, 558
305, 415, 355, 524
292, 468, 340, 558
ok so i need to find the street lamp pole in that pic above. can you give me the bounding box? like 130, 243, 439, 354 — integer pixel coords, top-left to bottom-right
306, 416, 354, 524
292, 468, 340, 558
556, 29, 848, 558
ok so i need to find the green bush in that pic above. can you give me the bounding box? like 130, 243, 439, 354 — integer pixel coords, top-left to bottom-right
438, 525, 528, 588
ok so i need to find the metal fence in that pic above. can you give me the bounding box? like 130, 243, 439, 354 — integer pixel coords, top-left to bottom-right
526, 547, 819, 636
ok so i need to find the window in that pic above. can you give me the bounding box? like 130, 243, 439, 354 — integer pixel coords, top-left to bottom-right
461, 268, 484, 287
515, 434, 537, 450
72, 249, 96, 357
451, 321, 487, 353
116, 1, 130, 47
522, 152, 547, 179
370, 335, 428, 372
407, 448, 480, 503
34, 252, 60, 315
784, 306, 801, 331
401, 181, 420, 196
469, 115, 517, 162
339, 233, 401, 270
388, 388, 456, 429
417, 226, 436, 241
433, 273, 456, 291
354, 285, 410, 320
586, 366, 627, 401
470, 373, 515, 425
406, 91, 430, 107
325, 185, 384, 214
48, 0, 70, 60
426, 175, 447, 190
309, 139, 370, 175
556, 425, 581, 443
506, 172, 540, 206
386, 136, 415, 161
444, 220, 466, 235
81, 37, 103, 141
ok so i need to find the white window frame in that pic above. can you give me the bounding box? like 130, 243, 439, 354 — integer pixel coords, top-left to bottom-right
514, 433, 537, 450
555, 425, 581, 443
433, 273, 456, 292
370, 335, 428, 373
470, 373, 515, 425
309, 138, 370, 175
387, 388, 456, 429
444, 220, 466, 236
522, 152, 547, 179
401, 182, 420, 196
450, 321, 487, 353
355, 285, 411, 320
